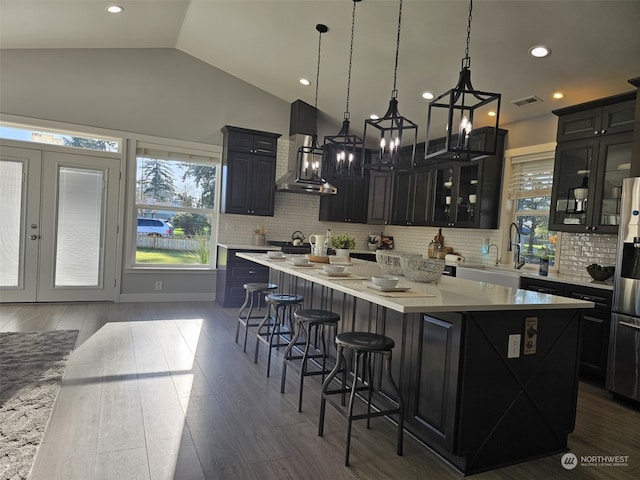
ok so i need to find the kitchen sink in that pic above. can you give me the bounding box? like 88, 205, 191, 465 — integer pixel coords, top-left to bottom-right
456, 265, 522, 289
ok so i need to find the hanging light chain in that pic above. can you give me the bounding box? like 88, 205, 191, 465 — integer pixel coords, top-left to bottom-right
314, 24, 327, 136
344, 0, 358, 118
463, 0, 473, 69
392, 0, 403, 96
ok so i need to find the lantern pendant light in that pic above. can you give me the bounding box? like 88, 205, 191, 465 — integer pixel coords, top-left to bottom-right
324, 0, 364, 176
294, 24, 332, 188
363, 0, 418, 172
425, 0, 501, 162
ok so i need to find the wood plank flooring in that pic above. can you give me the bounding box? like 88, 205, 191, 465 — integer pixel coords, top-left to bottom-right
1, 301, 638, 480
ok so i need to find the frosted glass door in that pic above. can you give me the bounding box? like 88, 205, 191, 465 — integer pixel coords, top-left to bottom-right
0, 144, 119, 302
0, 146, 41, 302
38, 151, 119, 302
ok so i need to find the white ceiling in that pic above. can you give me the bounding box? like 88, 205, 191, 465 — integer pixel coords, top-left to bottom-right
1, 0, 639, 138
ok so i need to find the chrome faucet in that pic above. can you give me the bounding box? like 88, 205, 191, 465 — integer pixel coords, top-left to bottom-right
488, 243, 500, 267
508, 222, 526, 269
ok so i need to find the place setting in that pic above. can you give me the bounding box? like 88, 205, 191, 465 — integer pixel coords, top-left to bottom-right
361, 275, 436, 298
316, 264, 367, 280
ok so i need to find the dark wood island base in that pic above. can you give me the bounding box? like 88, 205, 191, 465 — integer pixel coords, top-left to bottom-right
237, 253, 591, 475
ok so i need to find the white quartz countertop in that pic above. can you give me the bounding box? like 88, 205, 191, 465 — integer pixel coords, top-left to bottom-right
457, 264, 614, 291
237, 253, 594, 314
217, 243, 280, 251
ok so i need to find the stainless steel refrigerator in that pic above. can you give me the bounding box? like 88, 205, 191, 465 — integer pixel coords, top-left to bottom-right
608, 176, 640, 402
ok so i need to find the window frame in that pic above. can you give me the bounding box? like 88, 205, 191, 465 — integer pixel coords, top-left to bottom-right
127, 139, 222, 271
501, 143, 559, 272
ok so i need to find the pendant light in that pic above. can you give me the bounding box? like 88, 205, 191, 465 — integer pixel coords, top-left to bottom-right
425, 0, 501, 162
294, 24, 334, 190
324, 0, 364, 176
362, 0, 418, 172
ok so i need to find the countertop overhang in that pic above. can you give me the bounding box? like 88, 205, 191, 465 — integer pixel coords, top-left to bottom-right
237, 253, 594, 314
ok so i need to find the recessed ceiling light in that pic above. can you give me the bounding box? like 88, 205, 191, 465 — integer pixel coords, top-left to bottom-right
369, 114, 379, 120
299, 78, 311, 86
421, 91, 434, 100
529, 45, 551, 58
106, 5, 124, 14
487, 111, 496, 117
552, 92, 564, 99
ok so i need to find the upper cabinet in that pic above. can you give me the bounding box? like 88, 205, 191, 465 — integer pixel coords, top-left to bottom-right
319, 146, 369, 224
220, 126, 281, 216
550, 93, 636, 233
555, 94, 636, 142
430, 130, 506, 229
319, 174, 368, 223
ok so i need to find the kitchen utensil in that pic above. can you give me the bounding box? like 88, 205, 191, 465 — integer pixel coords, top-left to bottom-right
323, 264, 345, 274
292, 230, 305, 246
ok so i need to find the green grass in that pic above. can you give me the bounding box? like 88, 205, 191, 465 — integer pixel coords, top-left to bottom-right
136, 248, 204, 264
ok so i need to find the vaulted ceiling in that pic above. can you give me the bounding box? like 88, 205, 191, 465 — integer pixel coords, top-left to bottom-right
1, 0, 639, 138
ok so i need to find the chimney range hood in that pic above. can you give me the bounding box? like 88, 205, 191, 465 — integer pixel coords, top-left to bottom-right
275, 100, 337, 195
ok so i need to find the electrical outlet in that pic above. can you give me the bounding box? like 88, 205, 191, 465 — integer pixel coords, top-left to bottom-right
524, 317, 538, 355
155, 281, 163, 291
508, 334, 521, 358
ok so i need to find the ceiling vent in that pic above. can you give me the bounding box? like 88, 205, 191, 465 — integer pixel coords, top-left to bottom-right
511, 95, 543, 107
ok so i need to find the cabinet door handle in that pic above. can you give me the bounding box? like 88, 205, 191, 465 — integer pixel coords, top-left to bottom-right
620, 321, 640, 331
248, 270, 257, 274
594, 130, 599, 135
600, 129, 606, 134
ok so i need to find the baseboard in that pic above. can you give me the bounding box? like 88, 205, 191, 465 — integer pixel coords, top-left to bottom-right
118, 293, 215, 303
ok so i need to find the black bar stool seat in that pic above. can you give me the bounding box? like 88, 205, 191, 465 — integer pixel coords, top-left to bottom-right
254, 293, 304, 377
318, 331, 404, 466
280, 309, 340, 412
236, 282, 277, 352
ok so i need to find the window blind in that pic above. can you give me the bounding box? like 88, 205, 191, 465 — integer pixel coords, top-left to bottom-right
508, 154, 554, 200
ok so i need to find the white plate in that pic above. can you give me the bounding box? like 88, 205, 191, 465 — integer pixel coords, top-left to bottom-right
264, 254, 286, 260
328, 256, 352, 265
362, 281, 410, 292
318, 270, 351, 277
289, 262, 315, 267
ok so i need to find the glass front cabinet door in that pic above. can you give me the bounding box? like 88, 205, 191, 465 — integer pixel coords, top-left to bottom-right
432, 163, 480, 227
550, 132, 633, 233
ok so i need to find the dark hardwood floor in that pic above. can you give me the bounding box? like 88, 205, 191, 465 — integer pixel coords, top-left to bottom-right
1, 301, 638, 480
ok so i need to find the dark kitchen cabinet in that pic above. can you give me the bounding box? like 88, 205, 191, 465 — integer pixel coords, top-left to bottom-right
220, 126, 281, 216
216, 246, 270, 307
319, 174, 368, 223
431, 154, 503, 229
520, 277, 612, 384
390, 167, 432, 226
555, 93, 635, 142
551, 93, 635, 233
367, 169, 394, 225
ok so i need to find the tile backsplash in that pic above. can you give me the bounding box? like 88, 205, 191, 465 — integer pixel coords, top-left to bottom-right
558, 232, 618, 275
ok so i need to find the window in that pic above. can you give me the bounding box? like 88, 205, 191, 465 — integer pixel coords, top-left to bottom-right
134, 143, 218, 267
0, 121, 120, 152
508, 151, 557, 267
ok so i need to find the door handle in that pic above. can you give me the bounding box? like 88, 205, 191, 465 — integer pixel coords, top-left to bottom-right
29, 234, 40, 240
620, 321, 640, 331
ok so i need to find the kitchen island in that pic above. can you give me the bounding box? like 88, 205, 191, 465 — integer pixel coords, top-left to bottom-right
237, 253, 593, 475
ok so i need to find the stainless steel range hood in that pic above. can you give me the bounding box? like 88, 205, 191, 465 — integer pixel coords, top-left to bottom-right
275, 100, 337, 195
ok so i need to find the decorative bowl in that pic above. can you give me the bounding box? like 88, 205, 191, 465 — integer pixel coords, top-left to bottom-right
323, 264, 346, 274
375, 250, 421, 276
290, 256, 310, 265
267, 251, 284, 258
586, 264, 615, 281
371, 275, 399, 288
400, 256, 445, 283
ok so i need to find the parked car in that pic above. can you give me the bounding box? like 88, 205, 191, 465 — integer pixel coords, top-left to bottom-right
137, 218, 173, 237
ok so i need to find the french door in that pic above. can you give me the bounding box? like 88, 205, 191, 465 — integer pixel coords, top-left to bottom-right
0, 145, 120, 302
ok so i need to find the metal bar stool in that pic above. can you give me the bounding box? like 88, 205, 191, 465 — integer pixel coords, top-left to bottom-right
254, 293, 304, 377
280, 309, 340, 412
235, 282, 277, 352
318, 331, 404, 466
